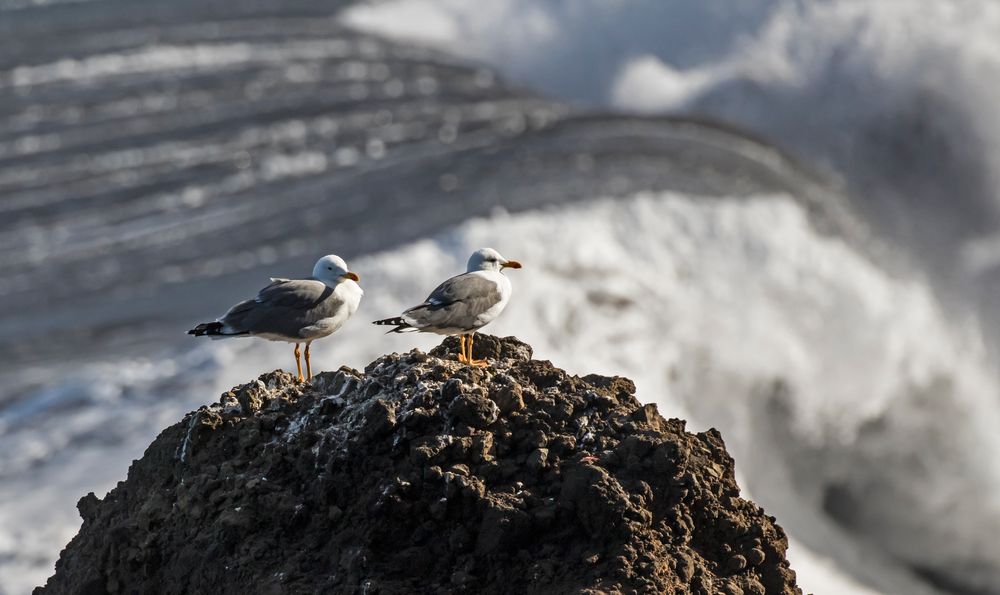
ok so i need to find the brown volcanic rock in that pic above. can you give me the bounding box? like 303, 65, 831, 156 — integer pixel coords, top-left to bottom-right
37, 336, 800, 595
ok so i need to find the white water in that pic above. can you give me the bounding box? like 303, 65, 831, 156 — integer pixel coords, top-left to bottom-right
5, 192, 997, 593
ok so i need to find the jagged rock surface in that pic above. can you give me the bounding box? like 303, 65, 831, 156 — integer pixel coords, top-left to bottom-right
38, 336, 800, 595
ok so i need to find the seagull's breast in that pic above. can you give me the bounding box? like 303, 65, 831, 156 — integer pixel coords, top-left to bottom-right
472, 270, 512, 327
302, 281, 363, 338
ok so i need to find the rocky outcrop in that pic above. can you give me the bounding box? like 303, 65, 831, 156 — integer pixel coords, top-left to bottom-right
37, 336, 800, 594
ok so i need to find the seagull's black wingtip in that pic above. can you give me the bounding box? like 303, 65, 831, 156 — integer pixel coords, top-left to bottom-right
373, 317, 412, 333
188, 321, 224, 336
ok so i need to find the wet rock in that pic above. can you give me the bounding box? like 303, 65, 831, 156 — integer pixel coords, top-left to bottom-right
38, 335, 801, 595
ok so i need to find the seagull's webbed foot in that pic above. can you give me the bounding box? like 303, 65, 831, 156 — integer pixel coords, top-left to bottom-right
465, 333, 490, 367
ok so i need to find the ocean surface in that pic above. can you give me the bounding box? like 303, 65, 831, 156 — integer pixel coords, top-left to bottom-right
3, 1, 1000, 593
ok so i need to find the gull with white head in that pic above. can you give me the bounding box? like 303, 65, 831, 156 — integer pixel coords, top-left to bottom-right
373, 248, 522, 366
188, 254, 363, 381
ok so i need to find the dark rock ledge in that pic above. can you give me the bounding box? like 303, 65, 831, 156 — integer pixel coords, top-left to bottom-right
37, 336, 800, 595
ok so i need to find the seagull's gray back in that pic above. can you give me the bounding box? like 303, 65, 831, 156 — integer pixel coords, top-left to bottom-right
403, 272, 506, 334
221, 278, 347, 339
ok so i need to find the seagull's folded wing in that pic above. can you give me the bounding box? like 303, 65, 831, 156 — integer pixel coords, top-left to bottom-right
403, 273, 503, 330
221, 279, 341, 336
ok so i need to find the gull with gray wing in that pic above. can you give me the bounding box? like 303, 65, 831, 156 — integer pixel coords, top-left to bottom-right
373, 248, 521, 366
188, 255, 363, 381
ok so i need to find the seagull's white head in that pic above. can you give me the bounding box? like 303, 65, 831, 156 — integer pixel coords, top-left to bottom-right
467, 247, 522, 273
313, 254, 360, 285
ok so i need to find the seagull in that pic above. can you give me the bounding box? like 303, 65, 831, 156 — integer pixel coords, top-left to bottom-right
373, 248, 521, 366
188, 255, 362, 381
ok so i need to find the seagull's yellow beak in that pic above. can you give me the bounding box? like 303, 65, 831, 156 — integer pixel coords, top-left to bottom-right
342, 271, 361, 282
501, 260, 522, 270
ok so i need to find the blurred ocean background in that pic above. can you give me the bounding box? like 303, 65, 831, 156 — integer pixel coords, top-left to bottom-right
3, 1, 1000, 593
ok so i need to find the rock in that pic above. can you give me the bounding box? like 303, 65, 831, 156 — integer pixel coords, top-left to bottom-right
430, 335, 533, 363
448, 391, 499, 429
490, 382, 525, 413
361, 399, 397, 438
676, 552, 696, 581
37, 335, 801, 595
76, 493, 101, 523
560, 464, 636, 538
728, 554, 748, 572
526, 448, 549, 471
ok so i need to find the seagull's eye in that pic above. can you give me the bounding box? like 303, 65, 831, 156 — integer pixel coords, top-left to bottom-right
327, 266, 333, 270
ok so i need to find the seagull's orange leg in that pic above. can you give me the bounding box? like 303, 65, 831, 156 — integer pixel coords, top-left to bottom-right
469, 332, 489, 367
293, 343, 304, 382
304, 342, 313, 380
457, 335, 469, 363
